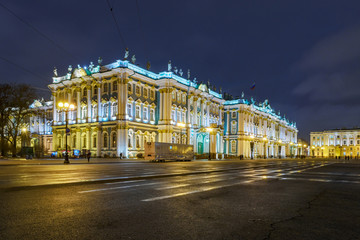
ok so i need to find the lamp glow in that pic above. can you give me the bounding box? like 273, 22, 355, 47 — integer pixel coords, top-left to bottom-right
64, 102, 69, 108
58, 102, 63, 108
70, 104, 75, 110
22, 128, 27, 132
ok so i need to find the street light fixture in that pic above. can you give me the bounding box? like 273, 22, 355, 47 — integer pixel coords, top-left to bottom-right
206, 127, 213, 160
58, 101, 75, 164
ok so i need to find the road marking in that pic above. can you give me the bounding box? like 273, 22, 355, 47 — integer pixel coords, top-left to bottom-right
155, 184, 191, 190
142, 180, 256, 202
106, 180, 145, 185
78, 182, 160, 193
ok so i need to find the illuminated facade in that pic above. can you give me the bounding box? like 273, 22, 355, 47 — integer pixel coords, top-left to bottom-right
27, 99, 53, 156
310, 129, 360, 158
48, 58, 298, 159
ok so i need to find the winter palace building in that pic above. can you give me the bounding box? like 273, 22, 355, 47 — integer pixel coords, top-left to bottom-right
43, 57, 298, 159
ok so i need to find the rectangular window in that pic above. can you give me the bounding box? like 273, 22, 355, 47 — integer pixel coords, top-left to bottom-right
177, 111, 181, 122
150, 90, 155, 99
344, 140, 347, 145
113, 82, 117, 91
171, 110, 175, 121
104, 83, 108, 92
128, 83, 132, 93
135, 86, 141, 96
144, 88, 148, 98
231, 111, 236, 118
231, 141, 236, 153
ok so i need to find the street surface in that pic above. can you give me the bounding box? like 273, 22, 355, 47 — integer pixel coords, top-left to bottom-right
0, 158, 360, 240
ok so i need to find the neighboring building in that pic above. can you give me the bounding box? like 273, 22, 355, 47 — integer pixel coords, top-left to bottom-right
46, 57, 297, 159
27, 99, 53, 156
310, 129, 360, 158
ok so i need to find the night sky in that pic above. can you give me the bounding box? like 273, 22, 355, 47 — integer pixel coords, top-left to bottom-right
1, 0, 360, 140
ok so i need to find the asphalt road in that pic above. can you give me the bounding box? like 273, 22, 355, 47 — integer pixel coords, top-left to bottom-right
0, 158, 360, 240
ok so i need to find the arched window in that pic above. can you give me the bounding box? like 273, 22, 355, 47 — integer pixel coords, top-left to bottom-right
103, 103, 108, 118
143, 107, 148, 121
112, 103, 117, 117
103, 133, 108, 148
112, 133, 117, 148
82, 106, 87, 119
92, 105, 97, 118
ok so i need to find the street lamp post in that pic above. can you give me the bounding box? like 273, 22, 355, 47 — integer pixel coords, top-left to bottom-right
58, 102, 75, 164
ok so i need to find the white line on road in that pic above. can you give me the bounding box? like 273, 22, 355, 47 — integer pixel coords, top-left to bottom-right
142, 180, 256, 202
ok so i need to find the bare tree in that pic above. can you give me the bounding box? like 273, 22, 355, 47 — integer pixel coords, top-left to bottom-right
0, 84, 12, 156
3, 85, 37, 156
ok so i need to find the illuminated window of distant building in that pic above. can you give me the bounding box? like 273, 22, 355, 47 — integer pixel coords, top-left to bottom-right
182, 112, 186, 123
182, 93, 186, 103
136, 135, 140, 148
82, 106, 87, 119
231, 111, 236, 118
357, 140, 360, 145
177, 92, 181, 102
350, 140, 353, 145
172, 91, 176, 100
344, 140, 347, 145
83, 88, 87, 97
128, 83, 132, 93
171, 110, 175, 121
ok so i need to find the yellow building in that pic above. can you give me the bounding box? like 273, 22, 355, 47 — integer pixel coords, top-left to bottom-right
310, 129, 360, 158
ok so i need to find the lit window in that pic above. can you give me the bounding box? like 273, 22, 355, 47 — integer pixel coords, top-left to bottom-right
231, 121, 237, 134
83, 88, 87, 97
232, 111, 236, 118
177, 111, 181, 122
150, 90, 155, 99
172, 91, 176, 100
144, 107, 148, 121
127, 103, 132, 118
135, 105, 140, 119
231, 141, 236, 153
82, 106, 87, 119
83, 136, 86, 149
112, 103, 117, 117
103, 103, 108, 118
144, 88, 148, 98
128, 83, 132, 93
135, 85, 140, 96
150, 109, 155, 122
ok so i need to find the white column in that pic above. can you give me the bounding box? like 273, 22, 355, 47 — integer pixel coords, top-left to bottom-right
52, 93, 57, 123
206, 102, 210, 127
200, 99, 204, 127
97, 85, 101, 121
87, 86, 91, 122
76, 89, 81, 123
97, 126, 101, 157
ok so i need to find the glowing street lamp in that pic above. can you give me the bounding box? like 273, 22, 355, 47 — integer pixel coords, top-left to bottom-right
57, 101, 75, 164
